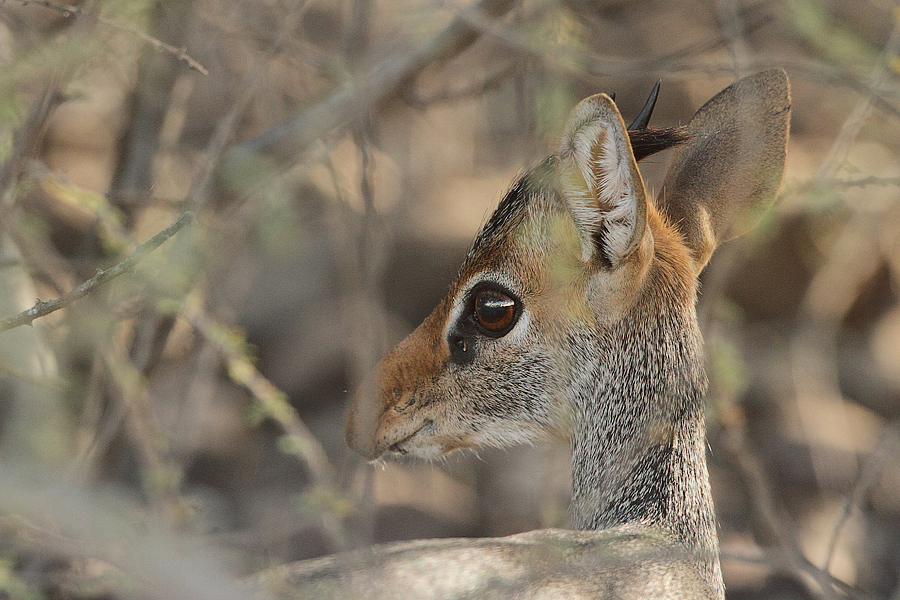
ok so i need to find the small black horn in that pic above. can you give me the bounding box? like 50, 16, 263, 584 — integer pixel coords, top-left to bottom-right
627, 79, 661, 131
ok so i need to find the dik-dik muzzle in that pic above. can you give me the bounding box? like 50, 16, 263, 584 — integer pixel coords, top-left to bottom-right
345, 301, 452, 460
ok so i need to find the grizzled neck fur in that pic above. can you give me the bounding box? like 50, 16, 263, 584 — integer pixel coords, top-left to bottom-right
569, 245, 721, 594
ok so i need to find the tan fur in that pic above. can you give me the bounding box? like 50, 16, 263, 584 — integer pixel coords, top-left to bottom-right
337, 70, 791, 600
658, 69, 790, 272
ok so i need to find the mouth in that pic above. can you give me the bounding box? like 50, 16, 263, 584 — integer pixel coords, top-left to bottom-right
388, 419, 434, 455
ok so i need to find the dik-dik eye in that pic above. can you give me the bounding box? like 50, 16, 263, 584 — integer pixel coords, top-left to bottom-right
472, 287, 519, 337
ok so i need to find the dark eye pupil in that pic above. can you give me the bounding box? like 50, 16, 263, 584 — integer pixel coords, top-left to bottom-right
474, 290, 515, 332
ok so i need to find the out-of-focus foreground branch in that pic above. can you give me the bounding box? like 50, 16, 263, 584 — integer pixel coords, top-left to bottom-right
0, 211, 193, 333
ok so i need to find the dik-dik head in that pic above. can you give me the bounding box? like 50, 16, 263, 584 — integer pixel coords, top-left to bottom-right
346, 70, 790, 461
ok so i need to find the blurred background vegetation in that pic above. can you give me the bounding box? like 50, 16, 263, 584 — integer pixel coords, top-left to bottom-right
0, 0, 899, 598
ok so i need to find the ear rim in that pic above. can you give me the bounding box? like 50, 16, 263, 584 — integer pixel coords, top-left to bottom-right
557, 93, 649, 268
657, 69, 791, 274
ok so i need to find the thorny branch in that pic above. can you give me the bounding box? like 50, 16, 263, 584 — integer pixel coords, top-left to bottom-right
3, 0, 209, 74
0, 211, 193, 333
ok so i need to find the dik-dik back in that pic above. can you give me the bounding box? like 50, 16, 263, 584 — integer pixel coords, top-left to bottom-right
341, 70, 790, 599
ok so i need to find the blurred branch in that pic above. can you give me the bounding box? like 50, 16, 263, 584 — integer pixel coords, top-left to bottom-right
223, 0, 518, 176
186, 0, 315, 209
6, 0, 209, 74
715, 0, 751, 78
822, 176, 900, 188
440, 3, 900, 121
184, 308, 350, 552
719, 424, 850, 600
719, 545, 874, 600
113, 0, 317, 394
72, 356, 125, 481
110, 0, 320, 426
814, 10, 900, 179
663, 57, 900, 119
791, 205, 882, 486
189, 312, 334, 488
0, 80, 62, 237
400, 63, 516, 108
650, 2, 774, 66
824, 423, 900, 573
101, 345, 182, 517
343, 0, 386, 550
221, 0, 900, 194
0, 461, 278, 600
0, 211, 193, 333
777, 143, 900, 590
111, 0, 199, 206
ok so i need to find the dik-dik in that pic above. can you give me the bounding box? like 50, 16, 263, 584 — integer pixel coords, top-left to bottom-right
273, 70, 790, 600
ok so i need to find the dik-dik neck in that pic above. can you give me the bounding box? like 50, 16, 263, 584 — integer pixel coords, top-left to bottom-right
569, 293, 721, 594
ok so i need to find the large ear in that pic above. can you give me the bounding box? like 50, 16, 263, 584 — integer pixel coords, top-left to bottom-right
558, 94, 649, 268
657, 69, 791, 273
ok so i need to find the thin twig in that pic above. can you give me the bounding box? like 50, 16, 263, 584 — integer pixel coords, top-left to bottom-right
400, 64, 517, 108
719, 425, 847, 600
6, 0, 209, 75
823, 423, 900, 573
0, 80, 62, 238
714, 0, 751, 79
0, 211, 193, 333
814, 8, 900, 180
184, 308, 349, 552
224, 0, 518, 174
